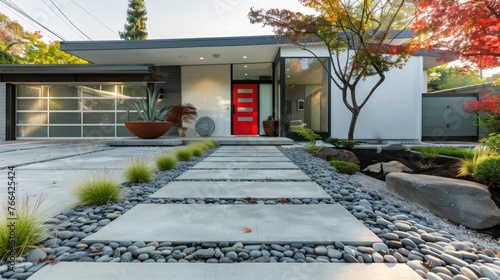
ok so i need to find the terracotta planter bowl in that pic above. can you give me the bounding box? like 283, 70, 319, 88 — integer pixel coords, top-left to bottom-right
124, 121, 173, 139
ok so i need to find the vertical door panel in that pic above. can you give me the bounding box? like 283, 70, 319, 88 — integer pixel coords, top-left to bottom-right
232, 84, 258, 135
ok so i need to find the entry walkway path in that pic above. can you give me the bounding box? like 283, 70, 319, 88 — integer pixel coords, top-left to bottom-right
31, 145, 421, 279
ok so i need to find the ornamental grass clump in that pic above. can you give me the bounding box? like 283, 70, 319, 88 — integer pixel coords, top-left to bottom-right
155, 154, 177, 171
175, 148, 193, 161
125, 158, 153, 183
0, 197, 47, 260
74, 172, 123, 207
329, 160, 360, 175
206, 139, 220, 148
457, 145, 495, 177
187, 144, 204, 157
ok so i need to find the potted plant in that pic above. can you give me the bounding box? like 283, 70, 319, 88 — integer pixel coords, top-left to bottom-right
167, 103, 198, 137
125, 88, 172, 139
263, 115, 279, 136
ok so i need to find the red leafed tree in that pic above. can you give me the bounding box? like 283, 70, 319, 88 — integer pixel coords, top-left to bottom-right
413, 0, 500, 70
249, 0, 419, 140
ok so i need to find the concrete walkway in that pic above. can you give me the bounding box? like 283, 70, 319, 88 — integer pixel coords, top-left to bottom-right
0, 141, 421, 279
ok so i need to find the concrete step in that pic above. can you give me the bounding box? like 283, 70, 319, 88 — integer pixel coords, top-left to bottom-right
191, 161, 299, 169
150, 181, 331, 199
29, 262, 422, 280
83, 204, 380, 245
176, 169, 310, 180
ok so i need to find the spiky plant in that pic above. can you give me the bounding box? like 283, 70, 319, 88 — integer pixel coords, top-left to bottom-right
125, 158, 153, 183
0, 197, 47, 260
129, 88, 171, 122
74, 172, 123, 207
155, 154, 177, 171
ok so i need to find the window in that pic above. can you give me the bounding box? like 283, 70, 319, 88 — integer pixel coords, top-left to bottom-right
284, 58, 329, 134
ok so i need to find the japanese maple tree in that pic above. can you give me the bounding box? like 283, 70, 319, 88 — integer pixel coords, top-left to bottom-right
249, 0, 419, 140
413, 0, 500, 70
464, 92, 500, 133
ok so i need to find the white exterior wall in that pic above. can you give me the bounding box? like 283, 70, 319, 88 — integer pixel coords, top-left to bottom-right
0, 83, 6, 141
281, 45, 426, 142
331, 56, 425, 142
181, 65, 231, 137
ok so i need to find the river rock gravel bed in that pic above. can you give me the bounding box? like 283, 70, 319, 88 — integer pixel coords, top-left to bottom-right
0, 146, 499, 280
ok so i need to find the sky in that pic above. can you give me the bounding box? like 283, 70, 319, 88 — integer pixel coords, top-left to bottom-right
1, 0, 313, 42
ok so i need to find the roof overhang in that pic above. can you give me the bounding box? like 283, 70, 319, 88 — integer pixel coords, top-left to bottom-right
61, 36, 290, 66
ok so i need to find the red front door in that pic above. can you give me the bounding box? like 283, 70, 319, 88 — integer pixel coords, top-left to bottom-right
232, 83, 258, 135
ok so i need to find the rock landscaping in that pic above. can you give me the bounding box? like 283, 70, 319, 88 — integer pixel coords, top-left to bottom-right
1, 145, 499, 280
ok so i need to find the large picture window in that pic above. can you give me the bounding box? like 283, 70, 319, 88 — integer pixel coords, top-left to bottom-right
284, 58, 329, 135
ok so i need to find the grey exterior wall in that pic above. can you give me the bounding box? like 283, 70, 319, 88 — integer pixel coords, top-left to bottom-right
152, 66, 181, 137
0, 83, 6, 141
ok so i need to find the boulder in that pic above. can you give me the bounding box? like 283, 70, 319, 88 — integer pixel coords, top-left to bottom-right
386, 172, 500, 229
362, 161, 412, 174
317, 147, 360, 164
382, 161, 413, 174
382, 143, 408, 151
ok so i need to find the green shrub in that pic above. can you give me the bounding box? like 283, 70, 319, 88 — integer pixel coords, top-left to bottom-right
458, 145, 495, 177
304, 144, 321, 154
292, 127, 320, 146
339, 140, 361, 149
325, 137, 342, 148
325, 138, 361, 149
175, 148, 193, 161
329, 160, 360, 175
124, 158, 152, 183
155, 154, 177, 171
481, 133, 500, 151
0, 197, 47, 260
475, 157, 500, 188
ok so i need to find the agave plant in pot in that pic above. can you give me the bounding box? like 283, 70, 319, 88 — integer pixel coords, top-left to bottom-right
125, 88, 172, 139
167, 103, 198, 137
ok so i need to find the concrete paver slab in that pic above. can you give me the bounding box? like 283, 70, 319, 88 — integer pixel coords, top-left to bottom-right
29, 262, 422, 280
218, 146, 279, 150
192, 161, 299, 169
150, 181, 330, 199
0, 142, 110, 169
16, 147, 175, 170
83, 204, 381, 245
0, 169, 123, 219
176, 169, 310, 180
210, 152, 285, 157
203, 157, 291, 162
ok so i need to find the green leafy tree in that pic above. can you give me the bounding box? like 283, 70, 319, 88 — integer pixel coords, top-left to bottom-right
427, 66, 482, 92
119, 0, 148, 40
0, 13, 86, 64
249, 0, 419, 140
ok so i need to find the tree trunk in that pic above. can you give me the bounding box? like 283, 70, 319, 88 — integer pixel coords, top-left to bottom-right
347, 109, 360, 140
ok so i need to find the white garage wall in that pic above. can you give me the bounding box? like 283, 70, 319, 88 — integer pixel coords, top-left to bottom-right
181, 65, 231, 137
0, 83, 6, 141
331, 56, 425, 142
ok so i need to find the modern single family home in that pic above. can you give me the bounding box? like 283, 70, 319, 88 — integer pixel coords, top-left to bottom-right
0, 33, 446, 142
